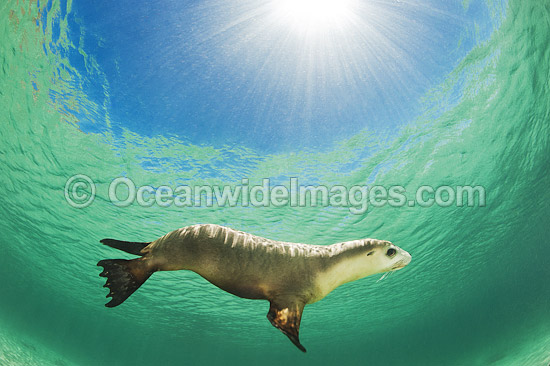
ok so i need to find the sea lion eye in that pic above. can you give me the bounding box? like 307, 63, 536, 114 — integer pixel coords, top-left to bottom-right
386, 248, 397, 257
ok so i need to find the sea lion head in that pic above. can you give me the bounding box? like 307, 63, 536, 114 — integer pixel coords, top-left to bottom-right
364, 239, 412, 274
314, 239, 412, 299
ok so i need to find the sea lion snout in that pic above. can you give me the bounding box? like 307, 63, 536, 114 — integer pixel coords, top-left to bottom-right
391, 248, 412, 270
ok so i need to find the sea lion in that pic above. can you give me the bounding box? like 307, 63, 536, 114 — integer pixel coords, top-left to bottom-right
98, 224, 411, 352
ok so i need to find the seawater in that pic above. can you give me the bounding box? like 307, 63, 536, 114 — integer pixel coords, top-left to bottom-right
0, 0, 549, 365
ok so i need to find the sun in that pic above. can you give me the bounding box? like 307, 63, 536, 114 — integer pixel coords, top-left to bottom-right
270, 0, 358, 34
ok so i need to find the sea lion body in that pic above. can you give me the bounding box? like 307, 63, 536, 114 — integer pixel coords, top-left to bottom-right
146, 224, 332, 302
98, 224, 411, 352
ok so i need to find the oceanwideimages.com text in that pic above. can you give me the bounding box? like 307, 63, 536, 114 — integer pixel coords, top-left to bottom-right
65, 175, 486, 214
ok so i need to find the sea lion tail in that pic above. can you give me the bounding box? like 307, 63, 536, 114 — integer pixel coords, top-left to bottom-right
100, 239, 150, 255
97, 258, 154, 307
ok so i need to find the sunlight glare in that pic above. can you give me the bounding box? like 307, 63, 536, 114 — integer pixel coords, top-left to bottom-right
272, 0, 358, 33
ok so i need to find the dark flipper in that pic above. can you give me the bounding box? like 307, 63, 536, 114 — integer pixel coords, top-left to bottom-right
267, 300, 307, 352
97, 258, 154, 307
100, 239, 150, 256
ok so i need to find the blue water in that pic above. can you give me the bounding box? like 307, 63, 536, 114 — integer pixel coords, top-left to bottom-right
69, 0, 498, 150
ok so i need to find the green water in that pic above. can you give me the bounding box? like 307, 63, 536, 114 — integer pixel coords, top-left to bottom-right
1, 0, 549, 365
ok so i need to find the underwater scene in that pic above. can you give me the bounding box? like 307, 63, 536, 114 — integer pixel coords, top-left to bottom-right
1, 0, 549, 365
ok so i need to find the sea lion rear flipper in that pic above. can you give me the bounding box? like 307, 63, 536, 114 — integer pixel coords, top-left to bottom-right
100, 239, 151, 256
97, 258, 154, 307
267, 299, 307, 353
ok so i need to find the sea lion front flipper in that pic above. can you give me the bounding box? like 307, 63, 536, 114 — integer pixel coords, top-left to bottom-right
267, 299, 307, 352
